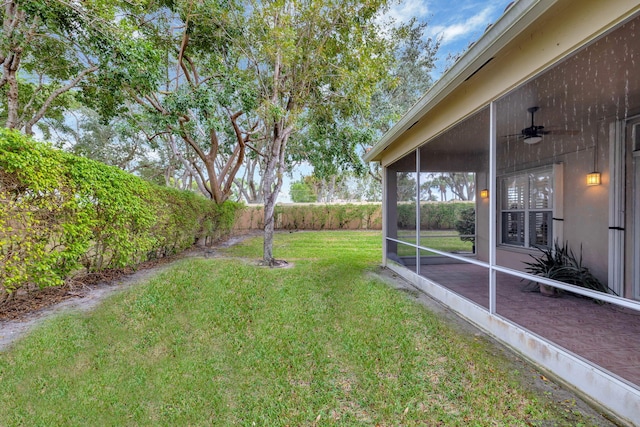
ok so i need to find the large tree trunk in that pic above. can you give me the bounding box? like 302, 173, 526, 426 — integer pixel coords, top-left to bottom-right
262, 175, 277, 263
4, 64, 20, 129
2, 1, 22, 130
261, 129, 289, 266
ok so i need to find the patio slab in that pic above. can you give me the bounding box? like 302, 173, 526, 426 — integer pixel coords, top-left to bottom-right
419, 263, 640, 388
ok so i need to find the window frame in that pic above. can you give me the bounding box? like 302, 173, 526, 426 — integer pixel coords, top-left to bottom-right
499, 166, 555, 249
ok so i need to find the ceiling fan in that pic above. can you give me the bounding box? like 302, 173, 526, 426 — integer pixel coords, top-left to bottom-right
506, 106, 548, 144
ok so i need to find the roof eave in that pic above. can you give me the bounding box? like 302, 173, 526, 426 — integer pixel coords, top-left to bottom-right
364, 0, 557, 163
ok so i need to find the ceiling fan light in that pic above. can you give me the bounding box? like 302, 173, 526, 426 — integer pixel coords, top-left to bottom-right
524, 135, 542, 144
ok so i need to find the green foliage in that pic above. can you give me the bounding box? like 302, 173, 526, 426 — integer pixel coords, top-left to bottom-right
2, 0, 162, 132
289, 180, 316, 203
523, 241, 613, 296
293, 18, 439, 185
396, 202, 474, 230
271, 204, 382, 230
454, 206, 476, 243
0, 129, 241, 294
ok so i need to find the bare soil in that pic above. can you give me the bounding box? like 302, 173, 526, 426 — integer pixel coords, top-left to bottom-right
0, 232, 261, 352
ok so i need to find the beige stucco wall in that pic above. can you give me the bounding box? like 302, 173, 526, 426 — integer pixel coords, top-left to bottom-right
377, 0, 640, 168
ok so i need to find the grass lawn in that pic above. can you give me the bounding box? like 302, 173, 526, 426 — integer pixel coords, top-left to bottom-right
0, 231, 595, 425
396, 230, 473, 254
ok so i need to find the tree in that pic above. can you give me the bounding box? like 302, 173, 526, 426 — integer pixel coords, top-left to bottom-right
0, 0, 159, 135
396, 172, 417, 202
121, 0, 258, 204
420, 172, 475, 201
290, 17, 439, 203
446, 172, 475, 201
454, 206, 476, 248
289, 179, 316, 203
52, 109, 142, 169
235, 0, 396, 265
289, 174, 352, 203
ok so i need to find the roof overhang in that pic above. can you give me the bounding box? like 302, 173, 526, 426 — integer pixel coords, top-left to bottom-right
364, 0, 557, 163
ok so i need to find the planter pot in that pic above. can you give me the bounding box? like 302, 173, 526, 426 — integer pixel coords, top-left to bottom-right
539, 284, 560, 297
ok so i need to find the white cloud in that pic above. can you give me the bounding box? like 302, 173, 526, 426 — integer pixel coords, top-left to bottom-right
428, 5, 496, 46
384, 0, 430, 24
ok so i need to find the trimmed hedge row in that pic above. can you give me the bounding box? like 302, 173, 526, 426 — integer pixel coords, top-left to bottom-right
234, 203, 383, 231
397, 202, 474, 230
233, 202, 472, 232
0, 129, 241, 295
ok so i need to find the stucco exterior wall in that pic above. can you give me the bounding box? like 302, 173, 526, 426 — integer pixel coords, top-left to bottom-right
376, 0, 640, 168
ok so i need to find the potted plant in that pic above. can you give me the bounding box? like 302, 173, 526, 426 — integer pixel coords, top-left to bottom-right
523, 241, 614, 298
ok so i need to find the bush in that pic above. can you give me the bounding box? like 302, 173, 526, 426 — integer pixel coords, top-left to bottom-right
454, 206, 476, 243
0, 129, 241, 296
248, 203, 383, 230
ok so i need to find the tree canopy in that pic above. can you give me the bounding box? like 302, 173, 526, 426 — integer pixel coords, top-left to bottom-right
1, 0, 160, 135
3, 0, 441, 264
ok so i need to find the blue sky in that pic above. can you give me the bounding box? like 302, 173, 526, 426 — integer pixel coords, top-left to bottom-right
386, 0, 508, 77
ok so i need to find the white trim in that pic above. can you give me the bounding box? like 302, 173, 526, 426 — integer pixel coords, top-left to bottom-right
609, 121, 625, 297
632, 122, 640, 300
489, 102, 497, 314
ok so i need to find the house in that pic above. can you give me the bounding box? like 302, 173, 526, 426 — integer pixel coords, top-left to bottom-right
364, 0, 640, 423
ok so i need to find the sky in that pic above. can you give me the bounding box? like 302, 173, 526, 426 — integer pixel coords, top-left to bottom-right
386, 0, 509, 78
278, 0, 508, 203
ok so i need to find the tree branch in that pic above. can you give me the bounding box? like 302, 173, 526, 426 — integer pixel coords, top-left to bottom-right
24, 65, 99, 134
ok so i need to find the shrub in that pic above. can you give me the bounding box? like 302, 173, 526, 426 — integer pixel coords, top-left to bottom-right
266, 203, 382, 230
454, 206, 476, 244
0, 129, 241, 296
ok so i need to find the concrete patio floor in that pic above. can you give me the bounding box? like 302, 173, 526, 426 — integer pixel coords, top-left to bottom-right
418, 263, 640, 389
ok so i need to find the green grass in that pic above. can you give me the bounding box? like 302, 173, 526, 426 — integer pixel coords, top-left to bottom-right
396, 230, 473, 255
0, 231, 593, 425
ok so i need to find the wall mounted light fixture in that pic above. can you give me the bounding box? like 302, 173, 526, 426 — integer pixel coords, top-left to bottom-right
480, 188, 489, 198
586, 172, 601, 186
587, 132, 601, 186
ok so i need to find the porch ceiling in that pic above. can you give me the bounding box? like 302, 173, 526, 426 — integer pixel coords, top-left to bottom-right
416, 15, 640, 158
496, 18, 640, 140
369, 2, 640, 166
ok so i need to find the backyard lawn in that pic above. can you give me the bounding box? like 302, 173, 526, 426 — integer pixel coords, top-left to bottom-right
0, 231, 598, 425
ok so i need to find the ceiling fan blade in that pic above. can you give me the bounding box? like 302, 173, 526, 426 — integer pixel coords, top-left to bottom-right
545, 129, 580, 135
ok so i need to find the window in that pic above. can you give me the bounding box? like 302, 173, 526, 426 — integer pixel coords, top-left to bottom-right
501, 168, 553, 248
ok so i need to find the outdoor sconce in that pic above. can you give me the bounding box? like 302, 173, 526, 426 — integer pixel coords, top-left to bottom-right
480, 189, 489, 198
587, 132, 601, 186
586, 172, 601, 186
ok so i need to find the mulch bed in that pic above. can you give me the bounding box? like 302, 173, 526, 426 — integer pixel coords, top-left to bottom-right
0, 254, 181, 322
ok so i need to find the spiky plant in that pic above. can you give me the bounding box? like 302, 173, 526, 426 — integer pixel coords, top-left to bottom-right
523, 241, 615, 296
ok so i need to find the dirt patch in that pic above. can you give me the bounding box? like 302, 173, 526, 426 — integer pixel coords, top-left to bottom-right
0, 233, 261, 352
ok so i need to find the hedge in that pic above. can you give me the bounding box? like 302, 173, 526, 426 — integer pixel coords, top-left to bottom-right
0, 129, 241, 296
234, 203, 383, 231
397, 202, 474, 230
233, 202, 471, 232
